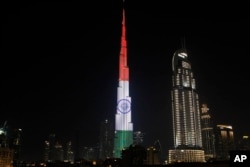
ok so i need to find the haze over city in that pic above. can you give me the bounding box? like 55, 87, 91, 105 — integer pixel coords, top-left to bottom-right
1, 0, 248, 161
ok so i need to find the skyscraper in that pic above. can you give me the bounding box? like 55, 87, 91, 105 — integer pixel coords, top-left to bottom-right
215, 124, 235, 160
168, 48, 205, 163
44, 140, 49, 161
64, 141, 74, 162
200, 103, 216, 161
113, 0, 133, 158
0, 121, 13, 167
0, 122, 23, 167
237, 135, 250, 150
99, 119, 114, 159
48, 133, 56, 162
11, 128, 22, 163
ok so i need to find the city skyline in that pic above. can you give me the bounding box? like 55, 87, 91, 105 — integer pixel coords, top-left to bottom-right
1, 0, 249, 161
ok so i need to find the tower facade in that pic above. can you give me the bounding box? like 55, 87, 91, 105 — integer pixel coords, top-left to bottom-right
215, 125, 235, 160
99, 119, 114, 159
64, 141, 74, 162
200, 103, 216, 161
0, 122, 14, 167
168, 48, 205, 163
113, 2, 133, 158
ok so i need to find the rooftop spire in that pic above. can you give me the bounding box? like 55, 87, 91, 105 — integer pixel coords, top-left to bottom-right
181, 36, 186, 49
119, 0, 128, 81
122, 0, 126, 41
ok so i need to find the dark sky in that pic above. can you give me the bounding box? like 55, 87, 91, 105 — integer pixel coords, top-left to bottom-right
1, 0, 249, 161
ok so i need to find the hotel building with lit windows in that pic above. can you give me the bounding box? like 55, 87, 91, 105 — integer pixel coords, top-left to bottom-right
168, 48, 205, 163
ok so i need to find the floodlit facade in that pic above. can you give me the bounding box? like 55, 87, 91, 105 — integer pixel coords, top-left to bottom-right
168, 48, 205, 163
215, 124, 235, 160
200, 103, 216, 161
145, 147, 161, 165
0, 148, 13, 167
113, 2, 133, 158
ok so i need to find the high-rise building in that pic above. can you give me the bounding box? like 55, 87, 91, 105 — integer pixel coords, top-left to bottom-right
0, 147, 13, 167
11, 128, 22, 163
64, 141, 74, 162
48, 133, 56, 161
168, 48, 205, 163
45, 134, 74, 162
83, 146, 98, 161
200, 103, 216, 161
0, 121, 14, 167
215, 124, 235, 160
99, 119, 114, 160
52, 142, 64, 161
0, 121, 23, 167
113, 0, 133, 158
44, 140, 50, 161
145, 146, 161, 165
133, 131, 144, 145
237, 135, 250, 150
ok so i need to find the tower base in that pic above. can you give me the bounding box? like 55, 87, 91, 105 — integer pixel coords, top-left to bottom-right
168, 148, 205, 163
113, 130, 133, 158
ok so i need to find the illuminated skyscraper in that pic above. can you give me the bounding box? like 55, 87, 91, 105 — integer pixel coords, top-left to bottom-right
200, 103, 216, 161
215, 124, 235, 160
168, 48, 205, 163
113, 0, 133, 158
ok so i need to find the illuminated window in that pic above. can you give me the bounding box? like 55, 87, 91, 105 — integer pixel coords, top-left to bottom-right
229, 131, 234, 139
221, 130, 227, 138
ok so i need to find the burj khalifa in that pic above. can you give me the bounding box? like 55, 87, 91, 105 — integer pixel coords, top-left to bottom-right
113, 0, 133, 158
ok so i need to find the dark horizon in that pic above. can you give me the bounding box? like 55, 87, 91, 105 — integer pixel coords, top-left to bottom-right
1, 0, 249, 161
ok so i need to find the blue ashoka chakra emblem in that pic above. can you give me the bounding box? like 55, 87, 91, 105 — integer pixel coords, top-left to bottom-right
117, 99, 131, 114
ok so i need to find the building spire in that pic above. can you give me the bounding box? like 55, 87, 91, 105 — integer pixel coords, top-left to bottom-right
121, 1, 126, 41
181, 36, 186, 49
119, 0, 128, 81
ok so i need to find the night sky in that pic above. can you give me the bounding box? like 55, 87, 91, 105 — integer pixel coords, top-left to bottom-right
1, 0, 249, 161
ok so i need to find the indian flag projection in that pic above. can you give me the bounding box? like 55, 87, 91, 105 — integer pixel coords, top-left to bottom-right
113, 4, 133, 158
